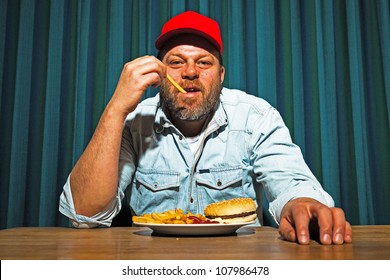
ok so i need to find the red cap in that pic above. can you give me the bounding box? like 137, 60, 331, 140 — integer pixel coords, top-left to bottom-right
155, 11, 223, 54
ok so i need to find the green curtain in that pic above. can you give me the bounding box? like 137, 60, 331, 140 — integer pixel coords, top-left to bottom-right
1, 0, 389, 229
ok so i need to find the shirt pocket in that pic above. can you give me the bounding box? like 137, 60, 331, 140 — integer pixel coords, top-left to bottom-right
196, 166, 244, 205
131, 168, 180, 215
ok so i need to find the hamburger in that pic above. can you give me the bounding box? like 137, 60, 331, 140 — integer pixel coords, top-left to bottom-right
204, 197, 257, 224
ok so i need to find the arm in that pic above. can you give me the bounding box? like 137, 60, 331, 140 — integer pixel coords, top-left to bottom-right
70, 56, 166, 217
250, 106, 351, 244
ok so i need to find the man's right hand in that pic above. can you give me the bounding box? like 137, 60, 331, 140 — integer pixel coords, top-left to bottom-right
107, 56, 166, 117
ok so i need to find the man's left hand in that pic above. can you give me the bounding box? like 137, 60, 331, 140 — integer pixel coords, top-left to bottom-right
278, 197, 353, 245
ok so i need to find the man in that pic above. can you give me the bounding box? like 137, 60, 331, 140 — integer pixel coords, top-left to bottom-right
59, 11, 352, 245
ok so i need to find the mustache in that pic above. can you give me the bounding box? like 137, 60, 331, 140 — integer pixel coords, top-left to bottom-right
180, 80, 205, 92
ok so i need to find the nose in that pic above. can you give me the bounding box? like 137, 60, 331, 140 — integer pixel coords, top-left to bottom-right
182, 61, 199, 80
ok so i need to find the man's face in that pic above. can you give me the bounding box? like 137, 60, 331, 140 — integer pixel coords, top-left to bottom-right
159, 36, 225, 121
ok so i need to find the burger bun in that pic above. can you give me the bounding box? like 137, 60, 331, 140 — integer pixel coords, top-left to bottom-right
204, 197, 257, 224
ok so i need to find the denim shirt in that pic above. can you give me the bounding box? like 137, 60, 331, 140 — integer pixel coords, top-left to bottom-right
59, 88, 334, 228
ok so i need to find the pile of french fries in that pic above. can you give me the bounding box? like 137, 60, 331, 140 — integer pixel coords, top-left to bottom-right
132, 209, 209, 224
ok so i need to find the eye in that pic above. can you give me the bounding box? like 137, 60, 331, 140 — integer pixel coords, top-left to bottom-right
199, 60, 211, 65
168, 59, 184, 65
197, 60, 213, 68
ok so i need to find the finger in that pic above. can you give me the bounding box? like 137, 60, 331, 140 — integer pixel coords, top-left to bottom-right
141, 59, 166, 79
344, 221, 353, 243
330, 208, 352, 244
291, 206, 311, 245
278, 217, 297, 243
314, 204, 333, 245
122, 56, 166, 84
131, 59, 166, 83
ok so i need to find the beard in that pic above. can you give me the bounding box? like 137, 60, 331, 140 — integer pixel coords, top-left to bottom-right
160, 78, 222, 121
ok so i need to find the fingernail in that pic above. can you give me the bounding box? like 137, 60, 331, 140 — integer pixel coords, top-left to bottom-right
300, 235, 309, 244
335, 233, 343, 244
323, 233, 332, 244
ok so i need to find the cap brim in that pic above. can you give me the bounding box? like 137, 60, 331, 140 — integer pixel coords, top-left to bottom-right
155, 28, 221, 54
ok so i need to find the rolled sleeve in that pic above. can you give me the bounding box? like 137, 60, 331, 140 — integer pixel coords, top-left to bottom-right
59, 176, 123, 228
268, 183, 335, 224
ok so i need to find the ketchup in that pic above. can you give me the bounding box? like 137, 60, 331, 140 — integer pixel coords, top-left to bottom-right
188, 216, 219, 224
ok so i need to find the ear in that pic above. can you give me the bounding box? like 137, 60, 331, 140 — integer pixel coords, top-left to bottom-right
220, 66, 225, 84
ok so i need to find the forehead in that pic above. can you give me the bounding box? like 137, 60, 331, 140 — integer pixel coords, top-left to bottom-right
160, 34, 220, 60
165, 45, 214, 58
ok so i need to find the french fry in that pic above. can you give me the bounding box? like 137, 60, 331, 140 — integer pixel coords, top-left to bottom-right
132, 215, 163, 224
166, 74, 187, 93
132, 208, 218, 224
151, 212, 164, 222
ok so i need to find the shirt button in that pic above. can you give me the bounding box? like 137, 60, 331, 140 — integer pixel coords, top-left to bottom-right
154, 124, 163, 133
217, 180, 222, 187
153, 182, 158, 188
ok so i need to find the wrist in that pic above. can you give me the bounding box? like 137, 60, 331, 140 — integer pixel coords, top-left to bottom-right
104, 101, 132, 123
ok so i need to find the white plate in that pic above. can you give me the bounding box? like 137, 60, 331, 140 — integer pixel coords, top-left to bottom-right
133, 221, 255, 236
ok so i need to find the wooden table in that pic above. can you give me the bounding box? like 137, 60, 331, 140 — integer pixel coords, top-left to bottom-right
0, 225, 389, 260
